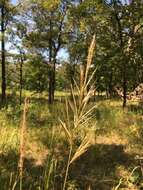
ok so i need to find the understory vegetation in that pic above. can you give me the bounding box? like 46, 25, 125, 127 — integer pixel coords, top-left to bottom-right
0, 96, 143, 190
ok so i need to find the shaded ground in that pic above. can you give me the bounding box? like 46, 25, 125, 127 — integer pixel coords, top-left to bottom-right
0, 98, 143, 190
0, 132, 142, 190
70, 143, 137, 189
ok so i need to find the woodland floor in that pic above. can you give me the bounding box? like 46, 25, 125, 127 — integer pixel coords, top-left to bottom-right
0, 94, 143, 190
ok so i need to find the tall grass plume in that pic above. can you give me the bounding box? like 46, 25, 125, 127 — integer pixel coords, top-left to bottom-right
60, 35, 96, 190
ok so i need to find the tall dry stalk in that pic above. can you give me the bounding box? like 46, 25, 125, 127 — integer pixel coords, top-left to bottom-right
19, 97, 29, 190
60, 35, 96, 190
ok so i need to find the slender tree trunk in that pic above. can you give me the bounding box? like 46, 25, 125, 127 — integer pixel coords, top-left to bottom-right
48, 19, 55, 104
48, 69, 53, 104
123, 60, 127, 108
19, 57, 23, 105
48, 9, 64, 103
48, 13, 63, 104
48, 29, 53, 104
108, 71, 113, 97
51, 60, 56, 101
1, 5, 6, 104
48, 16, 59, 104
49, 65, 55, 104
115, 11, 127, 108
48, 53, 57, 104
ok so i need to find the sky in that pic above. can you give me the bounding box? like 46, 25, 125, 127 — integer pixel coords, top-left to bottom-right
11, 0, 18, 4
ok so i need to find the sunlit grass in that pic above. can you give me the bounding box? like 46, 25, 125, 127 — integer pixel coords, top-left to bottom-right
0, 96, 142, 189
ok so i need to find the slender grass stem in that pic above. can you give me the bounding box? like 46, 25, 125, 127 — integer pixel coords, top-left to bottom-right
63, 144, 72, 190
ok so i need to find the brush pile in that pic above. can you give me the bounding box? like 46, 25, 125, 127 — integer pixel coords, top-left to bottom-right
115, 83, 143, 103
129, 83, 143, 103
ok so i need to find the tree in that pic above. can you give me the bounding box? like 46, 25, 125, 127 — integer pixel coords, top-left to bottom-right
9, 21, 28, 104
24, 0, 68, 103
108, 0, 143, 107
0, 0, 18, 105
65, 0, 143, 107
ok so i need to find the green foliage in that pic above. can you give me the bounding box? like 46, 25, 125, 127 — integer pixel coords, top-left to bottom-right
56, 62, 79, 90
24, 56, 48, 92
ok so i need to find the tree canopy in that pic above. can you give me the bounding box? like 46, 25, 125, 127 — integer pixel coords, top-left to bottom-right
0, 0, 142, 106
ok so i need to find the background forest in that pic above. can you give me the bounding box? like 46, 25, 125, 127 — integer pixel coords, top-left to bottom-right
0, 0, 143, 190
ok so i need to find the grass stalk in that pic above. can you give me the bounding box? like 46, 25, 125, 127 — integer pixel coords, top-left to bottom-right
19, 97, 29, 190
62, 144, 73, 190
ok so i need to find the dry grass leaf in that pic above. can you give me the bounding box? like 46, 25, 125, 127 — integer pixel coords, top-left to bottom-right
69, 135, 92, 164
59, 119, 72, 145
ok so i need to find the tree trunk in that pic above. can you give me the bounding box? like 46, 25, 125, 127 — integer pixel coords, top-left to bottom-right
48, 25, 54, 104
115, 11, 127, 108
121, 65, 127, 108
48, 19, 55, 104
52, 60, 56, 101
123, 79, 127, 108
108, 71, 113, 97
1, 5, 6, 105
48, 65, 55, 104
48, 70, 52, 104
19, 56, 23, 105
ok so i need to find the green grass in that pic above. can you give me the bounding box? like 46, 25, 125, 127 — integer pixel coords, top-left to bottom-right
0, 97, 143, 190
